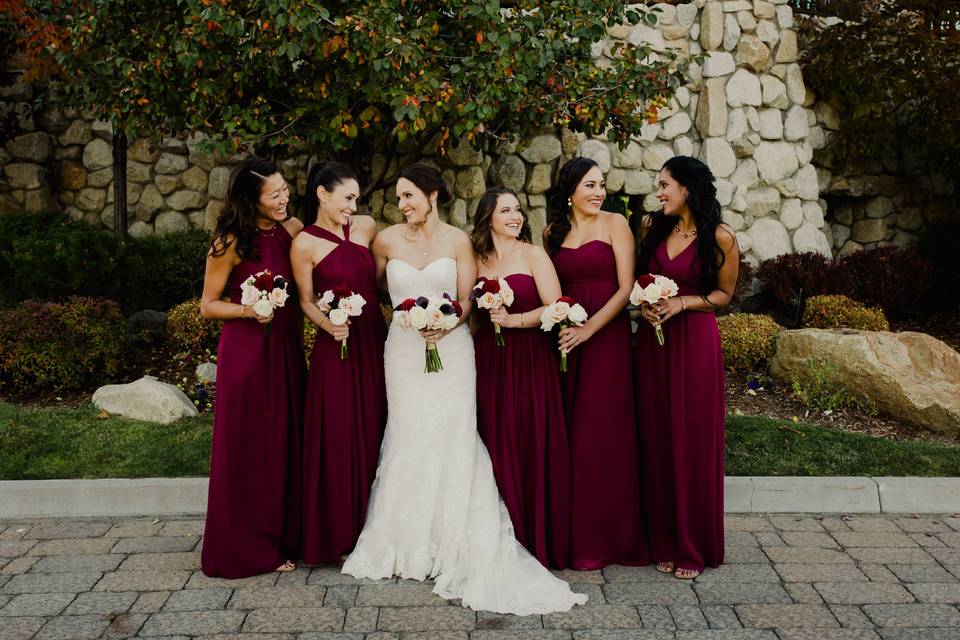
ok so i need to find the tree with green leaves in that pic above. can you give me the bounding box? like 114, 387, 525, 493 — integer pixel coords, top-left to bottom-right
3, 0, 696, 230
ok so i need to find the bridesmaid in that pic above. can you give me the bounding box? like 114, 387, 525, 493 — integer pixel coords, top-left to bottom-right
200, 157, 305, 578
471, 187, 572, 570
636, 156, 738, 579
291, 162, 387, 565
545, 157, 648, 570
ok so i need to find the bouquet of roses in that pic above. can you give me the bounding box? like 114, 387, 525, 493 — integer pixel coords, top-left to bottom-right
470, 276, 515, 347
393, 293, 462, 373
630, 273, 679, 346
240, 270, 290, 335
539, 296, 589, 372
316, 286, 366, 359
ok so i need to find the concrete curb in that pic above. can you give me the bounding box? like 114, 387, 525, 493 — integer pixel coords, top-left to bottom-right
1, 476, 958, 519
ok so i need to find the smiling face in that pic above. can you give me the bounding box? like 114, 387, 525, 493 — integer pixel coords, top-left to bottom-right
569, 166, 606, 216
317, 178, 360, 227
396, 177, 436, 225
255, 172, 290, 226
490, 193, 524, 239
656, 168, 689, 217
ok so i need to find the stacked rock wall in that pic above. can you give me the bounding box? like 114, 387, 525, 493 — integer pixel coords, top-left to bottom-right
1, 0, 954, 259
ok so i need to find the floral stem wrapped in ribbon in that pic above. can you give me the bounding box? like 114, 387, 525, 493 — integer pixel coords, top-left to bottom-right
393, 293, 462, 373
316, 286, 366, 359
539, 296, 588, 372
240, 270, 290, 335
470, 276, 515, 347
630, 273, 679, 346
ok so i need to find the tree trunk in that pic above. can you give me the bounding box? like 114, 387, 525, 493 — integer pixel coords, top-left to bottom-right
112, 130, 128, 235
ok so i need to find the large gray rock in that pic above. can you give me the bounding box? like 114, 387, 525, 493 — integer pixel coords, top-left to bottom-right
612, 140, 644, 170
519, 135, 561, 164
577, 139, 612, 172
6, 132, 51, 162
696, 78, 728, 138
195, 362, 217, 384
492, 155, 526, 192
446, 138, 483, 166
207, 166, 231, 199
4, 163, 46, 189
700, 138, 736, 178
726, 69, 763, 107
93, 375, 198, 425
754, 141, 799, 184
83, 139, 113, 171
699, 1, 723, 50
770, 329, 960, 435
791, 223, 832, 256
155, 211, 190, 234
746, 217, 791, 261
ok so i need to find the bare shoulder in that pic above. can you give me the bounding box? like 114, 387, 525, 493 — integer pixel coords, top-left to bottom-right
601, 210, 631, 233
282, 216, 304, 237
716, 223, 738, 251
523, 242, 552, 266
351, 214, 377, 233
209, 232, 237, 260
445, 223, 472, 246
290, 226, 317, 251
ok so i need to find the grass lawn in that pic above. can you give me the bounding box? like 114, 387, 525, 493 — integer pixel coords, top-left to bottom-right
0, 402, 957, 479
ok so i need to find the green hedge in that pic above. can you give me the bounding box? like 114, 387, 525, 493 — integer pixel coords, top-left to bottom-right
0, 211, 207, 313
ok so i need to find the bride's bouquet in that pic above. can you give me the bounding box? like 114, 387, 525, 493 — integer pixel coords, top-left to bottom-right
317, 286, 366, 359
539, 296, 588, 372
240, 269, 290, 335
470, 276, 515, 347
630, 273, 679, 346
393, 293, 462, 373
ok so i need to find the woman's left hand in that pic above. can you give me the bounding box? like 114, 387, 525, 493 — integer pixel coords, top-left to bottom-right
558, 324, 593, 353
421, 328, 450, 344
654, 297, 684, 323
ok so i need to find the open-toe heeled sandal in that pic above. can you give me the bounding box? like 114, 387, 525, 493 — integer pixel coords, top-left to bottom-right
656, 562, 675, 574
275, 560, 296, 573
673, 567, 700, 580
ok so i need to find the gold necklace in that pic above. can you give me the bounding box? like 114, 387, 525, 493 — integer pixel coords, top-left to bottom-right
674, 224, 697, 239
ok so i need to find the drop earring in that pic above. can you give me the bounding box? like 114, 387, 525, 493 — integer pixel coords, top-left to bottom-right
567, 198, 572, 207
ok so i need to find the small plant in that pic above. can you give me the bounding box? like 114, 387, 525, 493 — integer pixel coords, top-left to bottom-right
167, 298, 221, 355
802, 294, 890, 331
717, 313, 783, 373
789, 357, 878, 415
0, 297, 129, 393
757, 251, 844, 310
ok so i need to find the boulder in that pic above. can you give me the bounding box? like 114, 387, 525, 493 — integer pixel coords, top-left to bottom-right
577, 139, 612, 172
196, 362, 217, 384
770, 329, 960, 435
93, 375, 198, 425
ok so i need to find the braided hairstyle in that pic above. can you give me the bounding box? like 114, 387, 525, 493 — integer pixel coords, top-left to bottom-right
544, 157, 599, 253
639, 155, 725, 294
210, 157, 282, 262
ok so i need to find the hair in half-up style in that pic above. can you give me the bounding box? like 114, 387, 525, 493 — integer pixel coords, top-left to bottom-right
470, 186, 532, 260
397, 163, 452, 218
210, 157, 281, 262
639, 155, 724, 294
304, 161, 358, 225
544, 157, 599, 254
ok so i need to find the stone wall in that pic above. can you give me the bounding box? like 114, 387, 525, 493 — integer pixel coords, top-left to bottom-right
1, 0, 954, 261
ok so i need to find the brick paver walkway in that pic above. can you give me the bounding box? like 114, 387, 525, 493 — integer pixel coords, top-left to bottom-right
1, 514, 959, 639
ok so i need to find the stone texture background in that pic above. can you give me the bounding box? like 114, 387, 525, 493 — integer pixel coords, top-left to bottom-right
0, 0, 956, 264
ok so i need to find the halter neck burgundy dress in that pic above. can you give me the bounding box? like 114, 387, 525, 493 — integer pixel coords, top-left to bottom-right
635, 238, 725, 574
300, 223, 387, 565
474, 272, 572, 569
201, 224, 306, 579
551, 240, 648, 570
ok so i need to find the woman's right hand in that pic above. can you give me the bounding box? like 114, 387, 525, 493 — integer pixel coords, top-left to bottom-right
639, 302, 661, 327
322, 318, 350, 341
245, 305, 274, 324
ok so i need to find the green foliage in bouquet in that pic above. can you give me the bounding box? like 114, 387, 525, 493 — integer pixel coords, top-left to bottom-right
167, 298, 221, 355
0, 297, 128, 393
802, 294, 889, 332
717, 313, 783, 373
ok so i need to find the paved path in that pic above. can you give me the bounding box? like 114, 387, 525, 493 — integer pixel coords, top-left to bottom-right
1, 514, 960, 640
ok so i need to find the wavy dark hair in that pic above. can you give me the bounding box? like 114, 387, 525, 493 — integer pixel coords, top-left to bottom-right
304, 161, 358, 225
210, 157, 282, 262
470, 187, 532, 260
639, 155, 725, 294
544, 157, 599, 253
397, 163, 452, 217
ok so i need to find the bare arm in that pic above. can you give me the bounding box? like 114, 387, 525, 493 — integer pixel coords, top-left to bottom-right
291, 235, 349, 340
491, 245, 561, 330
371, 228, 391, 290
199, 239, 270, 322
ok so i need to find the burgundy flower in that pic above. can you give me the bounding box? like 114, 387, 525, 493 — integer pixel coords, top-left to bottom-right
557, 295, 575, 305
254, 271, 275, 290
636, 273, 656, 288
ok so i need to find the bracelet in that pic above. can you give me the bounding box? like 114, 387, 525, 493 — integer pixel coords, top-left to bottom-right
680, 296, 687, 311
240, 304, 248, 319
520, 312, 525, 328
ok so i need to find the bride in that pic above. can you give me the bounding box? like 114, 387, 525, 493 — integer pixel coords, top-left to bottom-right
341, 164, 587, 614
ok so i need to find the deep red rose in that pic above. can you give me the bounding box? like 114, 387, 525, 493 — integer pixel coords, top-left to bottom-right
557, 296, 575, 304
400, 298, 416, 311
451, 300, 463, 317
483, 279, 501, 294
254, 271, 275, 290
636, 273, 656, 288
332, 286, 353, 299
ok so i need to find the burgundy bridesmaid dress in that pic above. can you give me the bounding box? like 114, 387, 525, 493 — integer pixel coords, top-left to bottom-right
202, 225, 306, 578
475, 273, 572, 569
300, 223, 387, 565
635, 239, 725, 573
551, 240, 648, 570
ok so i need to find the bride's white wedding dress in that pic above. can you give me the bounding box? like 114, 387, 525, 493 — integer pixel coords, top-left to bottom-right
342, 257, 587, 615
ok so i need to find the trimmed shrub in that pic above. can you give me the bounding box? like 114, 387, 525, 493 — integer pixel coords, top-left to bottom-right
718, 313, 783, 372
119, 230, 209, 313
167, 298, 221, 354
0, 297, 129, 393
756, 251, 846, 308
836, 246, 932, 316
802, 294, 890, 331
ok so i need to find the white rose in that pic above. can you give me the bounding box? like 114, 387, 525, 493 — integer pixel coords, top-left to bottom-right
567, 304, 588, 325
427, 306, 445, 328
441, 313, 459, 330
346, 293, 366, 316
328, 308, 349, 326
499, 280, 514, 307
477, 291, 498, 310
640, 282, 663, 305
408, 306, 428, 330
269, 286, 289, 308
629, 282, 644, 307
316, 290, 335, 311
394, 310, 412, 331
242, 275, 256, 289
539, 307, 556, 331
241, 285, 258, 306
252, 297, 274, 318
338, 297, 357, 316
540, 301, 569, 330
655, 275, 679, 298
